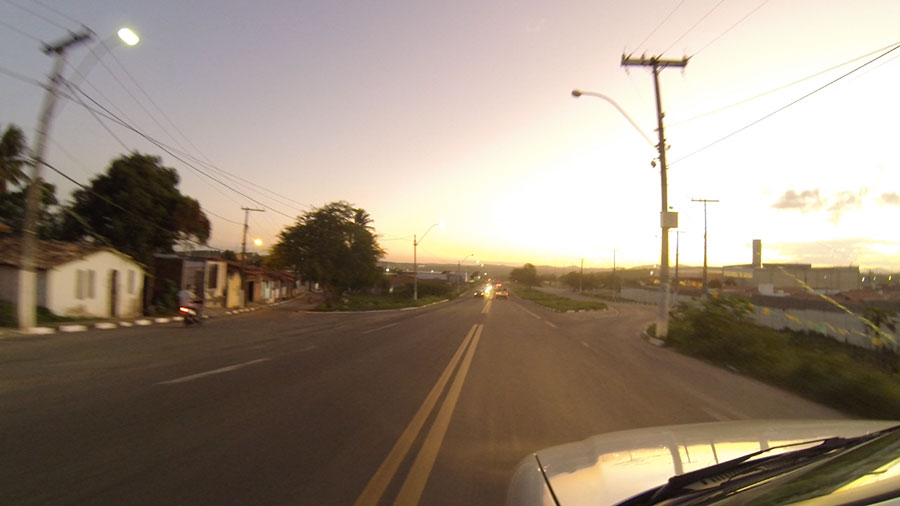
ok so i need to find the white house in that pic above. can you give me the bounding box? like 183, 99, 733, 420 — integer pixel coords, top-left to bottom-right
0, 238, 145, 318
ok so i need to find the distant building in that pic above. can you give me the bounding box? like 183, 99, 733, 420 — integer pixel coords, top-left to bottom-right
753, 263, 859, 294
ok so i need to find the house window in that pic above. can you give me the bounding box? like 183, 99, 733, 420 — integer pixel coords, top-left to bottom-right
87, 270, 95, 299
76, 270, 85, 299
128, 270, 135, 294
208, 264, 218, 289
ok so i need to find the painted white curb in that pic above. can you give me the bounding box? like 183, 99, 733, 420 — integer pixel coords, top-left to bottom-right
135, 319, 152, 326
95, 322, 117, 330
59, 324, 88, 333
119, 321, 134, 327
154, 317, 171, 323
25, 327, 55, 335
172, 316, 184, 322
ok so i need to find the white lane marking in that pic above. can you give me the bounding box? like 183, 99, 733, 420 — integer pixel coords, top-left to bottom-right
353, 324, 480, 506
544, 321, 557, 329
362, 322, 399, 335
157, 358, 271, 385
520, 307, 541, 320
581, 340, 591, 348
393, 324, 484, 506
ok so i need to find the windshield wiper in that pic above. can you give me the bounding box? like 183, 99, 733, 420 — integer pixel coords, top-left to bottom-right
619, 426, 899, 506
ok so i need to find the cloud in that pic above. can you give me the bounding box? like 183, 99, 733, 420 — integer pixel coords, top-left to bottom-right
771, 238, 900, 269
880, 192, 900, 206
772, 188, 871, 223
772, 189, 823, 211
826, 189, 866, 224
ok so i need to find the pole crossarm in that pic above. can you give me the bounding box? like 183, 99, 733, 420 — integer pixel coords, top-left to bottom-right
621, 55, 690, 68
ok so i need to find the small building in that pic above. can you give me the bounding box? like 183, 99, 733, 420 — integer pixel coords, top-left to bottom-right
753, 263, 860, 294
153, 254, 235, 309
0, 237, 145, 318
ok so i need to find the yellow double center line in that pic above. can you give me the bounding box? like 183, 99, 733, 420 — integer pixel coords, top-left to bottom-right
353, 323, 484, 506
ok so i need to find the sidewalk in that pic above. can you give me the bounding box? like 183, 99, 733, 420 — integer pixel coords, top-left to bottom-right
0, 294, 321, 338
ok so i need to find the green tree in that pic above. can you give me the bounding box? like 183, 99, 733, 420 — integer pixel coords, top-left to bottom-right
509, 263, 539, 287
0, 124, 27, 195
0, 180, 63, 238
60, 153, 210, 264
269, 201, 385, 297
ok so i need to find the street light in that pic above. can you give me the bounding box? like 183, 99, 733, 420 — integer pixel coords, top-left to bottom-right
413, 222, 442, 301
457, 253, 474, 293
18, 28, 138, 330
572, 87, 676, 338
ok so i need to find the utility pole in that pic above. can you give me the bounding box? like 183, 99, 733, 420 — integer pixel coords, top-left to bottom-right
692, 198, 719, 296
622, 54, 688, 339
239, 207, 264, 307
18, 30, 93, 330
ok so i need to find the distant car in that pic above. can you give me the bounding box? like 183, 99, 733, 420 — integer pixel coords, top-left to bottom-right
507, 420, 900, 506
474, 288, 484, 297
494, 287, 509, 299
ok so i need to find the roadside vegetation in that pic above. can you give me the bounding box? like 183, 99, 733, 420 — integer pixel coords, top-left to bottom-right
665, 296, 900, 419
509, 285, 608, 312
0, 300, 94, 327
314, 279, 456, 311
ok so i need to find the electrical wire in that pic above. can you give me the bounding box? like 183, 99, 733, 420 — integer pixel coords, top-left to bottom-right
61, 79, 131, 151
667, 40, 900, 128
0, 18, 44, 42
691, 0, 769, 57
41, 160, 211, 248
64, 82, 298, 220
633, 0, 689, 54
0, 64, 42, 86
28, 0, 85, 27
670, 42, 900, 166
1, 0, 68, 31
663, 0, 727, 55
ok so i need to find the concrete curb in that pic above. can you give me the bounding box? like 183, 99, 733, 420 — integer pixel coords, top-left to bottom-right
2, 298, 298, 338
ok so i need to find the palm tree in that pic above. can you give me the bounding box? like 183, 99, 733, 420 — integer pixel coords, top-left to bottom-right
0, 124, 28, 194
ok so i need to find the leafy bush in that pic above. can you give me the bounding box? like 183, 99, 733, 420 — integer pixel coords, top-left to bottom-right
667, 296, 900, 419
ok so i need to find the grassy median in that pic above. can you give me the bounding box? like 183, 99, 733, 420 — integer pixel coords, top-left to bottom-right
510, 286, 608, 312
315, 293, 447, 311
666, 296, 900, 419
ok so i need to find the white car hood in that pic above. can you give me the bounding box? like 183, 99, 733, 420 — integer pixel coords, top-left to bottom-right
507, 419, 898, 506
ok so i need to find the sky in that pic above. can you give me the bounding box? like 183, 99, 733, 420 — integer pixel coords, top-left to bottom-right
2, 0, 899, 271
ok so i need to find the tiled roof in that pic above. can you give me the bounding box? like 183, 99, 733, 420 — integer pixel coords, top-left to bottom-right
0, 237, 138, 270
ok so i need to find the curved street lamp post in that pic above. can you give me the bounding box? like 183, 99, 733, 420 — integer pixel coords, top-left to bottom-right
413, 222, 441, 301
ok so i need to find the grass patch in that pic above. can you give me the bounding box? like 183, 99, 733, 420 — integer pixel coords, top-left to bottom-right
314, 293, 446, 311
510, 286, 608, 312
0, 300, 97, 327
667, 296, 900, 419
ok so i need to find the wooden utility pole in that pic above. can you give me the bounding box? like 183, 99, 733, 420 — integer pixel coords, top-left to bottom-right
621, 54, 687, 338
692, 198, 719, 295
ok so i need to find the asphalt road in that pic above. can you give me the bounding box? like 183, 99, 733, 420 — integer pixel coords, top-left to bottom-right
0, 292, 843, 506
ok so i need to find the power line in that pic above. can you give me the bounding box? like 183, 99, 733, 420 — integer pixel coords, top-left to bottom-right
668, 40, 900, 128
1, 0, 69, 31
633, 0, 688, 53
663, 0, 727, 55
670, 42, 900, 166
692, 0, 769, 57
0, 64, 42, 86
62, 79, 131, 151
0, 18, 43, 42
41, 160, 210, 248
64, 82, 298, 219
28, 0, 85, 27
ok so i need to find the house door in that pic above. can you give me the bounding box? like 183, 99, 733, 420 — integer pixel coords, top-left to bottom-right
109, 270, 118, 317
